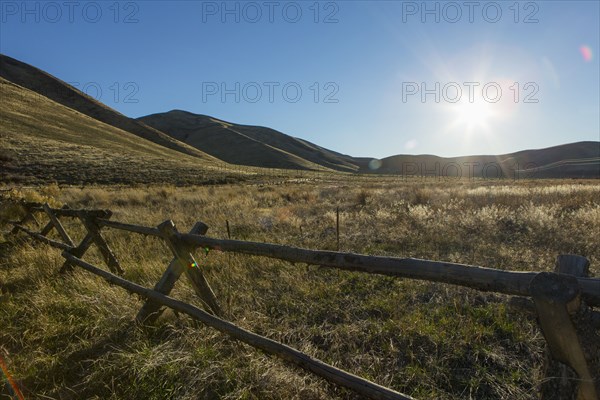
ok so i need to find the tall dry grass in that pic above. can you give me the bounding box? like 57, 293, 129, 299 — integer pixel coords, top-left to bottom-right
1, 178, 598, 399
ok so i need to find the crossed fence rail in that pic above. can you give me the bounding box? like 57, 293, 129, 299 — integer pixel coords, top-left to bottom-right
1, 198, 599, 400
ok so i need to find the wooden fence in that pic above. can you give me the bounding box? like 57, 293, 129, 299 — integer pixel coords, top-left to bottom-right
2, 199, 599, 400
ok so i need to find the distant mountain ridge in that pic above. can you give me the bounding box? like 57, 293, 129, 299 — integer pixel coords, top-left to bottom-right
1, 53, 598, 180
364, 141, 600, 178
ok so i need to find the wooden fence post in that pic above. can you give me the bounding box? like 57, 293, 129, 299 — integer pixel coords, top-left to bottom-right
42, 203, 75, 247
137, 221, 221, 324
60, 210, 123, 275
79, 212, 124, 275
160, 220, 222, 317
64, 251, 416, 400
336, 206, 340, 251
555, 254, 590, 277
38, 204, 71, 237
59, 234, 96, 273
531, 254, 599, 400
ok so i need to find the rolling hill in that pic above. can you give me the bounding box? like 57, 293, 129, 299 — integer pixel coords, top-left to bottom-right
139, 111, 599, 178
0, 77, 236, 185
0, 54, 217, 162
362, 141, 600, 179
138, 110, 358, 172
0, 53, 598, 182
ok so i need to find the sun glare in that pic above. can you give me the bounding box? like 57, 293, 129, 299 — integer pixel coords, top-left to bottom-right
454, 100, 493, 132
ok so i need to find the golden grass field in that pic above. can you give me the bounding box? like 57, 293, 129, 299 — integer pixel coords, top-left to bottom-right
1, 178, 599, 399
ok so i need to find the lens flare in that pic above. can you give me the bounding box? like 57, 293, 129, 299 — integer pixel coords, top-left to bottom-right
369, 159, 382, 170
405, 139, 418, 150
0, 354, 25, 400
580, 45, 593, 62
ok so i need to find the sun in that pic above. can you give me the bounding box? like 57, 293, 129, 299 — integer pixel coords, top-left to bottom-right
454, 99, 493, 132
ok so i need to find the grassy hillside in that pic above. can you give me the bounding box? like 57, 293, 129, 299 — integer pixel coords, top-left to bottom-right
139, 110, 358, 172
2, 54, 596, 180
1, 179, 598, 399
369, 142, 600, 178
0, 54, 216, 161
0, 78, 242, 185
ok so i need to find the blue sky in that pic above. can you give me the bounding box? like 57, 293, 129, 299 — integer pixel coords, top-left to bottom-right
1, 0, 599, 158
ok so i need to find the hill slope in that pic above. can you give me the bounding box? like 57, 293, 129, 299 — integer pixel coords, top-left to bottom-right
359, 142, 600, 178
138, 110, 358, 172
0, 78, 236, 185
0, 54, 217, 162
1, 54, 596, 180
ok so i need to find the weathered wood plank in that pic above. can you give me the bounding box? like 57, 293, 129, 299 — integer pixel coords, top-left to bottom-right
79, 212, 123, 274
12, 224, 74, 251
554, 255, 599, 399
137, 221, 209, 324
20, 201, 44, 208
40, 205, 72, 237
336, 206, 340, 251
96, 218, 161, 237
531, 271, 598, 400
62, 252, 415, 400
158, 220, 222, 317
579, 279, 600, 307
555, 254, 590, 277
136, 260, 181, 324
31, 207, 107, 218
15, 210, 600, 307
42, 203, 75, 247
39, 220, 55, 237
59, 233, 95, 274
177, 233, 600, 306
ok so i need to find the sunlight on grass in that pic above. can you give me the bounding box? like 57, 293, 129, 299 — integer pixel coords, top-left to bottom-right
1, 179, 597, 399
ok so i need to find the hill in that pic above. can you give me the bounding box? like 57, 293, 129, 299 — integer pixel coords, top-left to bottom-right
139, 111, 598, 178
361, 142, 600, 179
1, 53, 597, 181
138, 110, 358, 172
0, 54, 216, 162
0, 77, 237, 185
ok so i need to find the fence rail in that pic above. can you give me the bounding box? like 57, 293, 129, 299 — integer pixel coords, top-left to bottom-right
2, 198, 599, 400
177, 233, 600, 306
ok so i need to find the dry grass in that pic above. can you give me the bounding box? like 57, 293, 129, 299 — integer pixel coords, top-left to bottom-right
1, 78, 313, 186
1, 178, 599, 399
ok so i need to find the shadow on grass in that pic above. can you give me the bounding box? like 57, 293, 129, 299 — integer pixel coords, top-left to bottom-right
21, 326, 135, 400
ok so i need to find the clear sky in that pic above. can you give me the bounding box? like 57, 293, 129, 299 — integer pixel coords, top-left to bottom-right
1, 1, 599, 158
